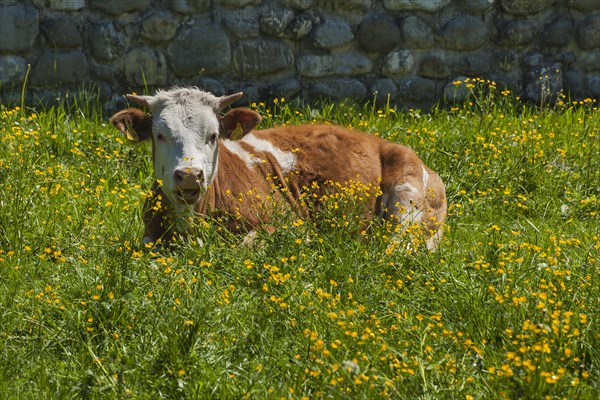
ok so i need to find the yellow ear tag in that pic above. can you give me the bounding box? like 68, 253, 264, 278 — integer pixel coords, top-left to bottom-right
124, 120, 139, 141
230, 122, 244, 141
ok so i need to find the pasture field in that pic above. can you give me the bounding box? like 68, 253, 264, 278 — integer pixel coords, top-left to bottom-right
0, 83, 598, 399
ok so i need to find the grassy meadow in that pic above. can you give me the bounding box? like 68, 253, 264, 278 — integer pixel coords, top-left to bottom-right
0, 82, 598, 399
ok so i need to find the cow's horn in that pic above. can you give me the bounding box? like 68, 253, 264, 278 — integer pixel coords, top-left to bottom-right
126, 94, 151, 107
217, 92, 243, 110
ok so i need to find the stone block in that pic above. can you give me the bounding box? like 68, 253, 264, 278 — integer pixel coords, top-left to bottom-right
170, 0, 210, 14
0, 55, 27, 84
141, 13, 179, 43
233, 39, 294, 76
398, 77, 436, 102
400, 16, 434, 48
272, 79, 303, 99
168, 24, 231, 76
87, 23, 127, 62
358, 16, 401, 53
588, 75, 600, 97
0, 3, 39, 53
49, 0, 85, 11
419, 55, 450, 79
497, 20, 542, 46
454, 53, 491, 76
499, 0, 555, 16
223, 9, 260, 39
313, 20, 353, 49
90, 0, 151, 15
541, 18, 574, 47
563, 68, 584, 94
576, 15, 600, 50
297, 54, 372, 77
259, 8, 295, 37
285, 13, 315, 40
568, 0, 600, 11
195, 77, 225, 96
436, 15, 488, 51
122, 48, 167, 86
43, 17, 82, 48
370, 78, 398, 103
31, 50, 88, 87
456, 0, 494, 13
310, 79, 367, 100
382, 49, 414, 76
444, 76, 471, 102
315, 0, 371, 12
383, 0, 451, 12
282, 0, 313, 10
523, 62, 563, 104
580, 51, 600, 72
220, 0, 262, 6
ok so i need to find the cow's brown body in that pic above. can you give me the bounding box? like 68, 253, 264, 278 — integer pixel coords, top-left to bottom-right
110, 88, 446, 250
142, 124, 446, 249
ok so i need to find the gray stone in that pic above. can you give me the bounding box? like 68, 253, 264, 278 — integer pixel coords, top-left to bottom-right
541, 18, 573, 47
497, 20, 542, 46
220, 0, 262, 6
87, 23, 127, 62
90, 63, 120, 81
419, 55, 449, 79
454, 53, 491, 76
576, 15, 600, 50
580, 51, 600, 71
233, 39, 294, 76
90, 0, 151, 15
444, 76, 471, 102
43, 18, 82, 48
282, 0, 313, 10
310, 79, 367, 100
31, 50, 88, 87
313, 20, 353, 49
382, 49, 414, 76
223, 9, 260, 39
170, 0, 210, 13
195, 77, 225, 96
259, 8, 295, 37
122, 48, 167, 86
297, 54, 372, 77
0, 55, 27, 84
0, 3, 39, 53
499, 0, 556, 16
523, 62, 563, 104
588, 75, 600, 97
521, 53, 544, 68
285, 14, 314, 40
168, 24, 231, 76
557, 51, 576, 65
383, 0, 451, 12
370, 78, 398, 103
397, 77, 436, 102
400, 16, 434, 48
568, 0, 600, 11
563, 68, 583, 94
436, 16, 488, 51
272, 79, 303, 99
495, 49, 519, 71
315, 0, 371, 12
456, 0, 494, 13
49, 0, 85, 10
358, 16, 402, 53
141, 14, 179, 43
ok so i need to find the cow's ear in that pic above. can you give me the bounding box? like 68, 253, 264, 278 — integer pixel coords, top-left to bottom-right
110, 108, 153, 142
220, 107, 262, 140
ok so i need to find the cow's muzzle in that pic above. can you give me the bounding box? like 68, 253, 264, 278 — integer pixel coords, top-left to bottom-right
174, 167, 204, 204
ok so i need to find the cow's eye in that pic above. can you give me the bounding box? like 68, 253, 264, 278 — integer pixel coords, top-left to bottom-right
209, 133, 218, 145
156, 133, 166, 141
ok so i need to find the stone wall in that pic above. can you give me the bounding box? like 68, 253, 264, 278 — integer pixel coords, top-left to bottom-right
0, 0, 599, 111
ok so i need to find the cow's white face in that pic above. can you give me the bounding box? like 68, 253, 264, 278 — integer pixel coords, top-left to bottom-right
112, 88, 243, 208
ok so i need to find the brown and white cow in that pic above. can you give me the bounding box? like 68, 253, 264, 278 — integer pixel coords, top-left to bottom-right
110, 87, 446, 250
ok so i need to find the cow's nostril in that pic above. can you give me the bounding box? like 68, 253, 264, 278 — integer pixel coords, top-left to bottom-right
174, 168, 203, 188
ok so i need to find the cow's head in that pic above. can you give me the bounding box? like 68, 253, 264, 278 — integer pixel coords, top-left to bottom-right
110, 88, 261, 207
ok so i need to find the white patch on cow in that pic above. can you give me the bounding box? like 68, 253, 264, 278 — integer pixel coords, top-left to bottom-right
393, 182, 423, 225
395, 182, 419, 196
241, 134, 297, 173
421, 166, 429, 187
222, 139, 259, 168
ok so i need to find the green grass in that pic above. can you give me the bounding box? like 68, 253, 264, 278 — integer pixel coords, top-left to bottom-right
0, 83, 598, 399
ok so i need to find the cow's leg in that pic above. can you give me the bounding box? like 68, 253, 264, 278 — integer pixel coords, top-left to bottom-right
142, 181, 174, 248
